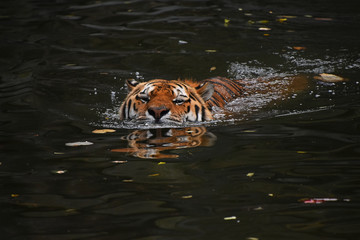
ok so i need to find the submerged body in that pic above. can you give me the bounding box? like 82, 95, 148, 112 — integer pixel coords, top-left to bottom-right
119, 77, 246, 123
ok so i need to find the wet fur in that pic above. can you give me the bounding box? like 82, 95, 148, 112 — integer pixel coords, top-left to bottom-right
119, 77, 245, 123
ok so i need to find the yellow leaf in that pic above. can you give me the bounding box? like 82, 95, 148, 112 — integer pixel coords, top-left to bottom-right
247, 172, 255, 177
224, 216, 237, 220
224, 18, 230, 27
314, 73, 346, 83
158, 162, 166, 165
277, 18, 288, 23
181, 195, 193, 199
297, 151, 307, 154
148, 173, 160, 177
293, 46, 306, 50
205, 49, 217, 53
11, 194, 19, 198
210, 66, 216, 72
92, 129, 116, 134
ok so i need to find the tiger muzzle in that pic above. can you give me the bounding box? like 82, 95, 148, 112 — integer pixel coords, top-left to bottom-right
147, 106, 170, 123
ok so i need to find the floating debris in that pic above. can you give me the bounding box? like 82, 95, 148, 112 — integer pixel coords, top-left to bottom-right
300, 198, 346, 204
52, 170, 68, 174
148, 173, 160, 177
65, 141, 93, 147
122, 179, 134, 183
246, 172, 255, 177
314, 73, 346, 83
258, 27, 271, 31
293, 46, 306, 50
181, 195, 193, 199
92, 129, 116, 134
224, 216, 237, 220
178, 40, 188, 45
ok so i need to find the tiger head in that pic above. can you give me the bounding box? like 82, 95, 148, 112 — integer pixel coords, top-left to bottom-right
119, 79, 214, 123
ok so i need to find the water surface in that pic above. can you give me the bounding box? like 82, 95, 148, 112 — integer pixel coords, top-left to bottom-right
1, 0, 360, 239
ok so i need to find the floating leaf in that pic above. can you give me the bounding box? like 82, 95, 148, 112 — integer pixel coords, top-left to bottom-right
205, 49, 217, 53
258, 20, 269, 24
224, 18, 230, 27
277, 18, 287, 23
253, 206, 263, 211
224, 216, 237, 220
52, 170, 67, 174
302, 198, 338, 204
314, 73, 346, 83
65, 141, 93, 147
268, 193, 274, 197
297, 151, 307, 154
148, 173, 160, 177
181, 195, 193, 199
258, 27, 271, 31
293, 46, 306, 50
158, 162, 166, 165
11, 194, 19, 198
178, 40, 188, 44
247, 172, 255, 177
243, 130, 256, 133
122, 179, 134, 183
92, 129, 116, 134
314, 17, 333, 21
210, 66, 217, 72
112, 160, 128, 164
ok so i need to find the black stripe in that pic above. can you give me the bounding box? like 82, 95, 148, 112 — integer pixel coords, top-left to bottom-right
201, 106, 206, 121
121, 103, 126, 119
213, 90, 227, 103
175, 83, 188, 91
208, 98, 220, 107
195, 105, 200, 121
210, 81, 238, 98
189, 94, 197, 101
127, 99, 132, 118
222, 79, 244, 94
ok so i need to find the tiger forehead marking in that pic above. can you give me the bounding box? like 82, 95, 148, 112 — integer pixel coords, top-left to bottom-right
119, 77, 245, 124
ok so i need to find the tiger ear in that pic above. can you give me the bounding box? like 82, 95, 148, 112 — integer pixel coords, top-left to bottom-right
195, 82, 214, 101
126, 79, 139, 91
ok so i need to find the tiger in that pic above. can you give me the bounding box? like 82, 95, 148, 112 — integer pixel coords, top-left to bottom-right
119, 77, 246, 123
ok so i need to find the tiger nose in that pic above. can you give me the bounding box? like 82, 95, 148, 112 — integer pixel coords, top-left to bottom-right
148, 106, 170, 122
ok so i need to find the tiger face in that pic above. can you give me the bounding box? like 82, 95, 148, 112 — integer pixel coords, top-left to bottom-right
119, 79, 214, 123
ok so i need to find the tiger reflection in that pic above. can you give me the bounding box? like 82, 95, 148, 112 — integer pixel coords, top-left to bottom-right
111, 127, 216, 159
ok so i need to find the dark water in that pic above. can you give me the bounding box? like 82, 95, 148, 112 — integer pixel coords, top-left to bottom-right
1, 0, 360, 239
